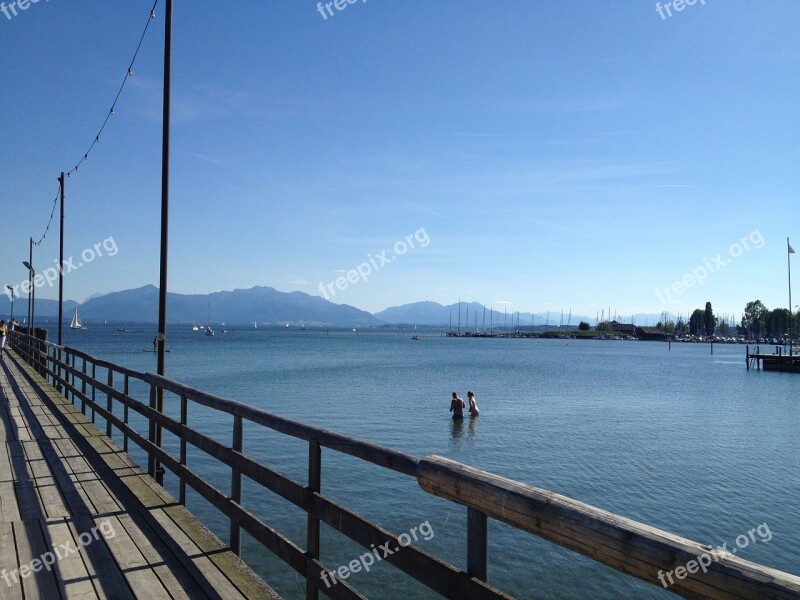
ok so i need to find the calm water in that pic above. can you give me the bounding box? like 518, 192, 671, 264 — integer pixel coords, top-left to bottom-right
52, 324, 800, 599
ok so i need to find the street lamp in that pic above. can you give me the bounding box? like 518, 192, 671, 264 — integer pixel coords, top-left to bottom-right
4, 284, 13, 327
22, 261, 34, 333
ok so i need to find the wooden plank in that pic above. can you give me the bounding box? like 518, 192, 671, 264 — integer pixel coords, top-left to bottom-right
43, 519, 98, 599
162, 505, 281, 600
0, 522, 24, 600
114, 512, 209, 600
148, 507, 247, 600
417, 455, 800, 600
68, 515, 136, 600
93, 514, 169, 600
13, 520, 61, 600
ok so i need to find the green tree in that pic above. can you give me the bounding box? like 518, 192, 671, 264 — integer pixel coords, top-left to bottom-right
704, 302, 716, 336
742, 300, 768, 336
578, 321, 590, 331
689, 309, 704, 335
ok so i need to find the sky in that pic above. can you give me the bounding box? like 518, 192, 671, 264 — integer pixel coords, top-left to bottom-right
1, 1, 798, 319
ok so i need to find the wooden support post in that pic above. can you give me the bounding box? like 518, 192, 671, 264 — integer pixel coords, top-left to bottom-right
106, 370, 114, 437
230, 414, 243, 555
179, 393, 187, 505
81, 358, 87, 415
91, 363, 97, 423
123, 374, 129, 453
148, 384, 158, 479
306, 439, 321, 600
467, 507, 488, 581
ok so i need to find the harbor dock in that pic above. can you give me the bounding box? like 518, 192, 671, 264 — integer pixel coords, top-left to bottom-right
746, 345, 800, 372
4, 331, 800, 599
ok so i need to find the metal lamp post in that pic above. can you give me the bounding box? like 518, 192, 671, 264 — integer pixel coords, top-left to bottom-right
4, 285, 13, 326
23, 261, 34, 333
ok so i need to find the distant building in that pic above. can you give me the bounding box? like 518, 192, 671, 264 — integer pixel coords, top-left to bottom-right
611, 321, 637, 337
636, 326, 668, 341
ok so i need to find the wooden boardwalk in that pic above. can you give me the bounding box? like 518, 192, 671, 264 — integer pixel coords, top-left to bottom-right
0, 351, 280, 600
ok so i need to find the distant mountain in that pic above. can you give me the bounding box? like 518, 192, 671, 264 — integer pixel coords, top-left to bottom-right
0, 285, 683, 329
0, 296, 79, 321
83, 291, 111, 302
39, 285, 380, 327
0, 285, 375, 327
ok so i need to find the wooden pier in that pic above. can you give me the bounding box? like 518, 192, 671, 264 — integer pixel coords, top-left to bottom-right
0, 350, 279, 599
746, 345, 800, 372
5, 331, 800, 599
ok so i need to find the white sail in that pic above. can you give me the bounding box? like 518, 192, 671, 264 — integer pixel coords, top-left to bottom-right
70, 308, 83, 329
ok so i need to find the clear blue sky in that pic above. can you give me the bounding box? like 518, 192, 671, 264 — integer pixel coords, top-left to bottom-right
1, 1, 798, 319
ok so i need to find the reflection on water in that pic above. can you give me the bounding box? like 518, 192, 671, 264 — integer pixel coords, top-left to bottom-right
450, 417, 465, 438
450, 415, 479, 451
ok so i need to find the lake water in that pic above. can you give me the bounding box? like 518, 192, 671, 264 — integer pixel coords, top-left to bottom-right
51, 324, 800, 599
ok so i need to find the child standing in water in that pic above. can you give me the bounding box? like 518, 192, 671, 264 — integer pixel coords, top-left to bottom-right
449, 392, 465, 419
467, 391, 480, 417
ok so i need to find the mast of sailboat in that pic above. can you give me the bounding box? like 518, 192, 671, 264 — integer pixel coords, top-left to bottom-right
457, 299, 461, 335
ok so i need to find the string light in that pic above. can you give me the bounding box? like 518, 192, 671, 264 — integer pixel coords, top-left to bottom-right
31, 1, 160, 246
66, 0, 159, 177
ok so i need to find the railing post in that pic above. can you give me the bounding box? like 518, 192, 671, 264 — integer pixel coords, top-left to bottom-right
230, 414, 243, 555
148, 383, 158, 479
91, 363, 97, 423
179, 394, 187, 505
467, 507, 488, 582
123, 374, 129, 453
106, 370, 114, 438
80, 358, 87, 415
306, 439, 321, 600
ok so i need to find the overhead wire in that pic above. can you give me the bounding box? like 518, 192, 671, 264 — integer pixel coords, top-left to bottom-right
31, 0, 160, 246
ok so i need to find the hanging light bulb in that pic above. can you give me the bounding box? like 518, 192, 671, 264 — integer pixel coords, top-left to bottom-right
150, 10, 155, 19
110, 107, 115, 116
84, 153, 89, 160
95, 135, 100, 142
128, 68, 133, 77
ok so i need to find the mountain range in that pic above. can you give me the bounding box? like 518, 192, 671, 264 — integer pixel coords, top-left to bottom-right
0, 285, 675, 328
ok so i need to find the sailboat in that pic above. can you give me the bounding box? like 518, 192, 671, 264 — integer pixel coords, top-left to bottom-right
70, 308, 84, 330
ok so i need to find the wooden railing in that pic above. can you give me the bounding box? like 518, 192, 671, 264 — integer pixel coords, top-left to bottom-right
9, 330, 800, 599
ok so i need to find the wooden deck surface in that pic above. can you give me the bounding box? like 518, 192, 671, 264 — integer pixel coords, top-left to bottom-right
0, 351, 281, 600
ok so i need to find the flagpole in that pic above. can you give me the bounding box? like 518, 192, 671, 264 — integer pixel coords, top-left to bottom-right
789, 237, 794, 356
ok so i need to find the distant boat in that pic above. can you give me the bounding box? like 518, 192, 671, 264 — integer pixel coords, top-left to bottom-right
254, 321, 258, 329
285, 322, 290, 328
411, 335, 421, 340
221, 322, 227, 334
70, 308, 84, 330
205, 326, 214, 337
192, 324, 199, 331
